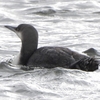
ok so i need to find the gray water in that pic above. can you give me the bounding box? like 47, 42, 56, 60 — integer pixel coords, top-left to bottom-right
0, 0, 100, 100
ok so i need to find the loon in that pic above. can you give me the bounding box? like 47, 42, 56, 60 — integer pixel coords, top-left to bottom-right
5, 24, 99, 71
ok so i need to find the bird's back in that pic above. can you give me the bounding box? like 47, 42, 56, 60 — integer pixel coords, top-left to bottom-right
27, 46, 86, 68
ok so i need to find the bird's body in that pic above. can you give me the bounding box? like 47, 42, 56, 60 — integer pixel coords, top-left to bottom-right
5, 24, 99, 71
27, 46, 83, 68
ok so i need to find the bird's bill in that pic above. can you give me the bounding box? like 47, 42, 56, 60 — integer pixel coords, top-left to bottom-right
4, 25, 17, 33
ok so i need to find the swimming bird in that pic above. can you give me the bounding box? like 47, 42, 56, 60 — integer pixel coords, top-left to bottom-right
5, 24, 99, 71
83, 48, 100, 58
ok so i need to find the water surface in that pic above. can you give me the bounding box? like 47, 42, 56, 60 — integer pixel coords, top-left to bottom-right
0, 0, 100, 100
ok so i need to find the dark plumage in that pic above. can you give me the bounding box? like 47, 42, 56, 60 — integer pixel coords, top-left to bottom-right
83, 48, 100, 57
5, 24, 99, 71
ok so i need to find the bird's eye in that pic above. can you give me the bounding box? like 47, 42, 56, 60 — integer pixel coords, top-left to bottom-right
16, 27, 20, 31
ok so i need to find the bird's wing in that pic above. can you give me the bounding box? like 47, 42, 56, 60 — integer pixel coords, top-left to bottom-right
27, 47, 77, 68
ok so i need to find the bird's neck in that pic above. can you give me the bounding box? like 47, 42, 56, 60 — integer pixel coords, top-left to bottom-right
14, 39, 38, 65
20, 39, 38, 65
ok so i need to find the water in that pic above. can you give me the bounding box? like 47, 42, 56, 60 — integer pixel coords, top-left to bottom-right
0, 0, 100, 100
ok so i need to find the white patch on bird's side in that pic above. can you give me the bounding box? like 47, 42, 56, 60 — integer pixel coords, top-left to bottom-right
12, 53, 20, 65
